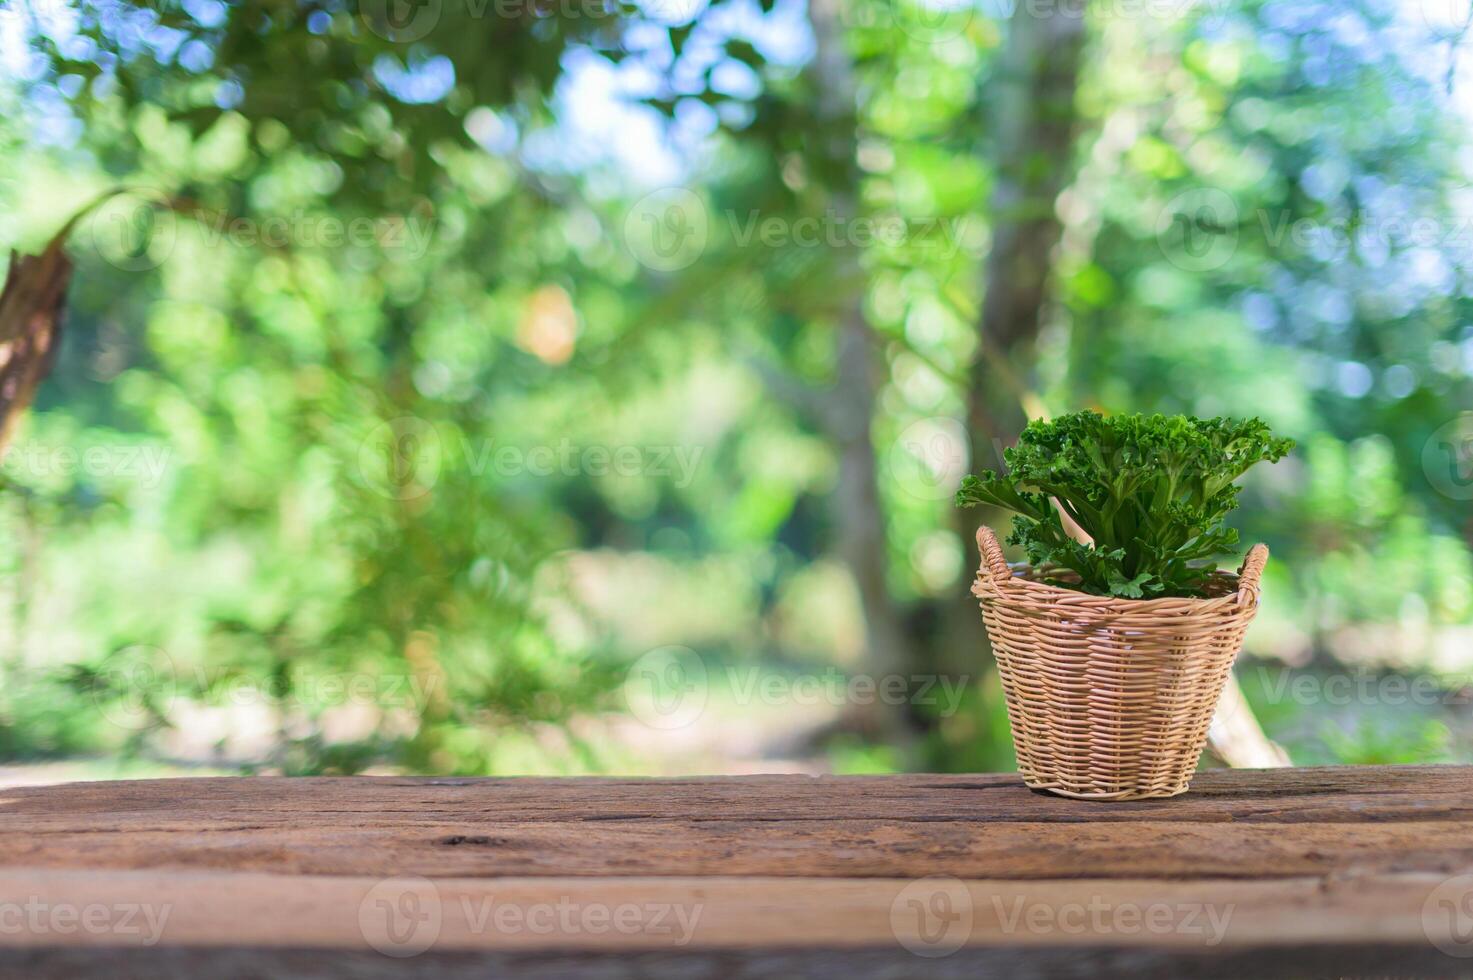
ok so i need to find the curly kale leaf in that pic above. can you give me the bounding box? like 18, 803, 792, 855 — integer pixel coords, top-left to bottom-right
955, 411, 1293, 599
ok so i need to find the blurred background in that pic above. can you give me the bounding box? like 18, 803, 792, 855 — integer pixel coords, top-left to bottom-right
0, 0, 1469, 785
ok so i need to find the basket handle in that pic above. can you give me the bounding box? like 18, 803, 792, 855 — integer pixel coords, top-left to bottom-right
1236, 544, 1270, 607
975, 525, 1013, 583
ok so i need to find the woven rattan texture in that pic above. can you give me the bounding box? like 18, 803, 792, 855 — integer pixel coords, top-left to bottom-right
972, 526, 1269, 800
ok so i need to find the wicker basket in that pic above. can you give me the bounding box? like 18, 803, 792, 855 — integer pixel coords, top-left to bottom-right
972, 525, 1269, 801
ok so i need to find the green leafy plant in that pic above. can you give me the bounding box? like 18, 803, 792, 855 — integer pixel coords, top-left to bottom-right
956, 412, 1294, 599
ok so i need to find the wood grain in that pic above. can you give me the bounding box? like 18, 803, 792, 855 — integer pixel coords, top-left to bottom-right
0, 766, 1468, 977
0, 868, 1456, 949
2, 818, 1471, 880
3, 765, 1469, 827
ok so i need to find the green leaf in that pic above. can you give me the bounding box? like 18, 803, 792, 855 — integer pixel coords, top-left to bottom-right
1107, 571, 1155, 599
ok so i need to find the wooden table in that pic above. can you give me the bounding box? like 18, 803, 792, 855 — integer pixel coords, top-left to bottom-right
1, 765, 1470, 977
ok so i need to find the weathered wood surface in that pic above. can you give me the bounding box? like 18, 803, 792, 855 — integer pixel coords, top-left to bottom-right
1, 766, 1470, 978
4, 770, 1473, 880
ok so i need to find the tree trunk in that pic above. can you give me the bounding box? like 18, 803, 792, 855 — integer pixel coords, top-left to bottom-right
1208, 673, 1291, 768
0, 238, 73, 452
808, 0, 921, 754
0, 229, 73, 699
939, 2, 1090, 710
968, 3, 1086, 455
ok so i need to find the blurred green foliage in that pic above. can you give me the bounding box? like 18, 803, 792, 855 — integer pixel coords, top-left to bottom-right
0, 0, 1468, 776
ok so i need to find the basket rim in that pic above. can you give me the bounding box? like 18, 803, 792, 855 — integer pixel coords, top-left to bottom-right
972, 525, 1269, 616
976, 561, 1254, 613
